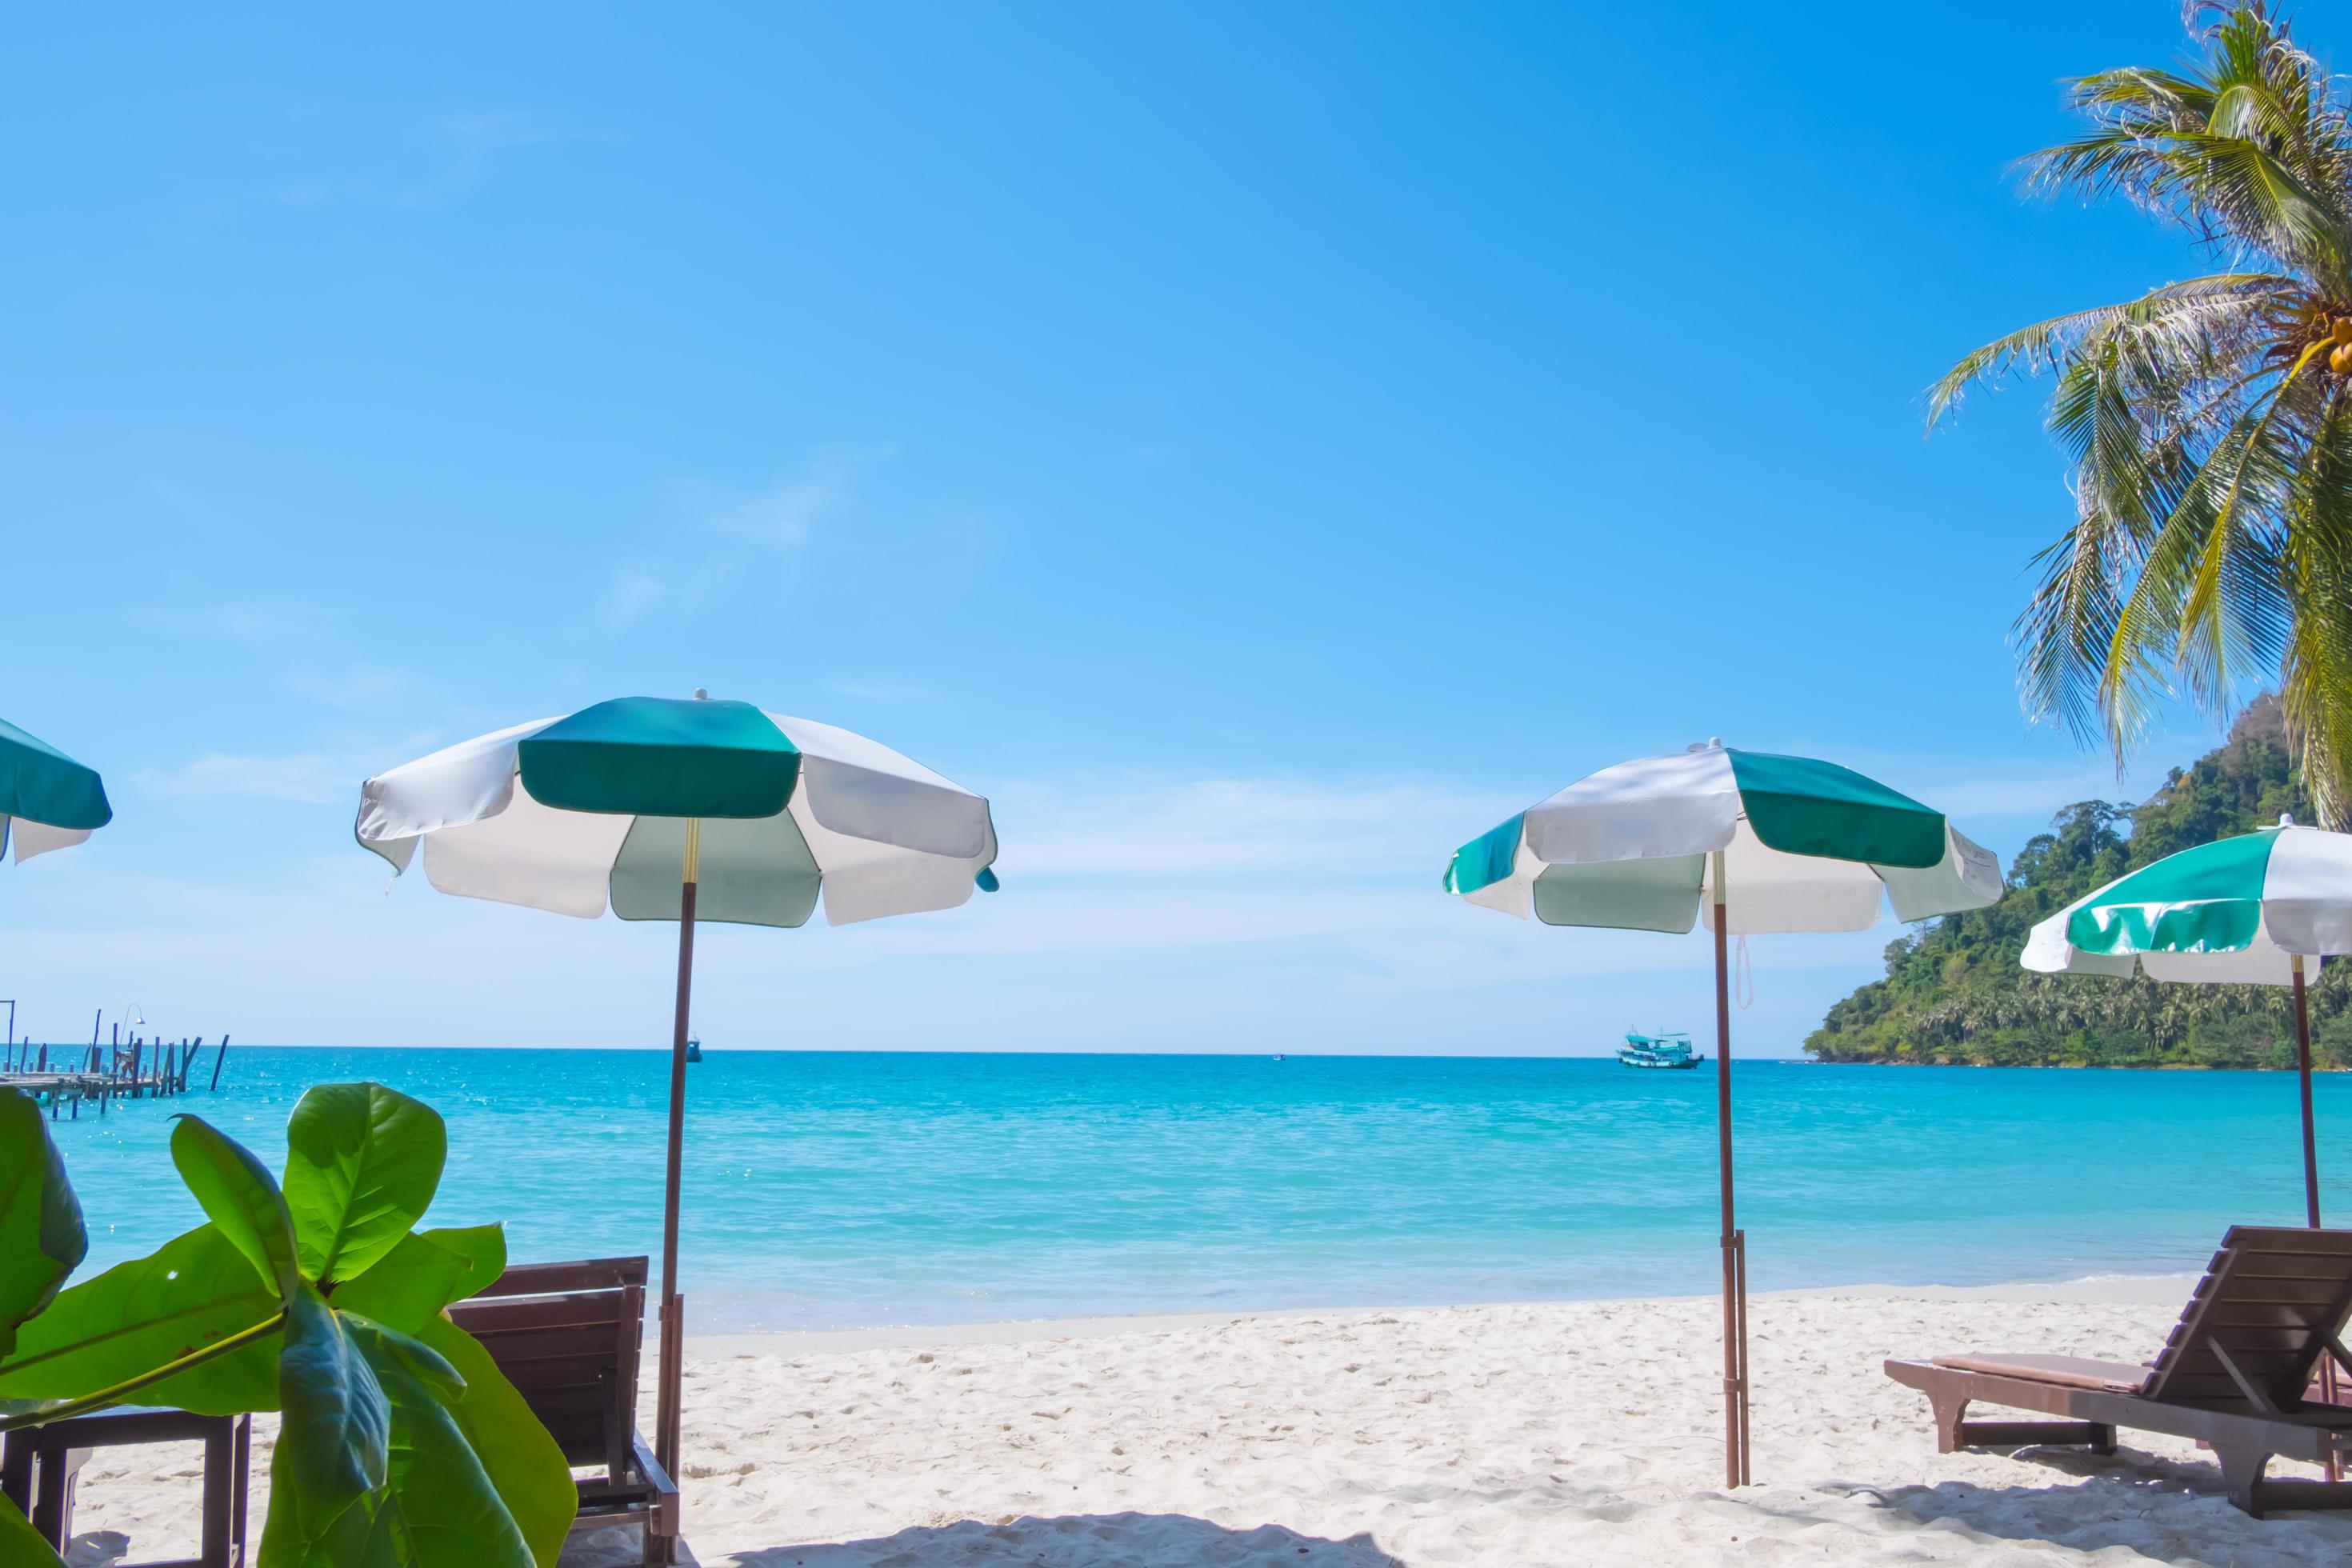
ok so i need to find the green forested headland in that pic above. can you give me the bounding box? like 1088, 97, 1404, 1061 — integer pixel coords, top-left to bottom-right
1806, 698, 2352, 1068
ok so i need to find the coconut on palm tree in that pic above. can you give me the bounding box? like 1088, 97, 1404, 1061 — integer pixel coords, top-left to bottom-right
1931, 3, 2352, 826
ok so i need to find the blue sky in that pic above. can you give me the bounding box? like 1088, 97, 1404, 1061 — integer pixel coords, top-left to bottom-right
0, 3, 2263, 1054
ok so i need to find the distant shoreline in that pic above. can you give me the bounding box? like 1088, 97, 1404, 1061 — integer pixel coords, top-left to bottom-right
109, 1041, 2349, 1071
1806, 1057, 2350, 1070
684, 1272, 2202, 1357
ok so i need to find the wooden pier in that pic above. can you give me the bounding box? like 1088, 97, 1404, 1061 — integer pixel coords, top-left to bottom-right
0, 1034, 230, 1120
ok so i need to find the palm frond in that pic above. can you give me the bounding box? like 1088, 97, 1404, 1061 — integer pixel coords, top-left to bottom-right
1959, 6, 2352, 774
1927, 273, 2292, 426
2019, 6, 2352, 269
2100, 386, 2299, 754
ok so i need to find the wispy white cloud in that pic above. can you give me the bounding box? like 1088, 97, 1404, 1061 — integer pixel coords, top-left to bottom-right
135, 731, 437, 806
673, 450, 870, 547
191, 599, 334, 646
263, 107, 602, 211
149, 478, 238, 532
137, 751, 363, 806
603, 567, 663, 626
287, 665, 410, 710
995, 775, 1518, 880
399, 110, 582, 206
827, 678, 938, 705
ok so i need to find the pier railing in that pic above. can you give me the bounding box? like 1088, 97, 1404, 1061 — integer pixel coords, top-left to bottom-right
0, 1034, 230, 1120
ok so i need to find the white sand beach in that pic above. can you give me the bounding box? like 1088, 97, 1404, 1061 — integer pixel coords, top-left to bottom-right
59, 1281, 2352, 1566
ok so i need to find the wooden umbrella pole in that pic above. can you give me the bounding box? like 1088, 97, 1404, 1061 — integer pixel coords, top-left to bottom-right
2293, 956, 2338, 1457
2294, 956, 2322, 1228
655, 818, 702, 1488
1712, 849, 1746, 1488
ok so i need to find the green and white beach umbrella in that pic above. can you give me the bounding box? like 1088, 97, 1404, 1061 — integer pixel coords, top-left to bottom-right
354, 693, 998, 1482
1445, 741, 2002, 932
2023, 819, 2352, 983
2025, 819, 2352, 1226
0, 716, 111, 864
354, 695, 998, 926
1445, 740, 2002, 1488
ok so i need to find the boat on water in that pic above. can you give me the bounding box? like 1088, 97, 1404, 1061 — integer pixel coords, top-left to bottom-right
1617, 1030, 1702, 1070
685, 1036, 702, 1064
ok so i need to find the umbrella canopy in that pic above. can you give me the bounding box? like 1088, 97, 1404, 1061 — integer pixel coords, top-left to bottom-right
0, 717, 112, 864
1446, 742, 2002, 931
1445, 740, 2002, 1488
354, 695, 998, 923
353, 693, 998, 1492
2024, 820, 2352, 983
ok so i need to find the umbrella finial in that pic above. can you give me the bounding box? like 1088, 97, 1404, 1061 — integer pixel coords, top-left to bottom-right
694, 687, 708, 701
2280, 812, 2297, 828
1687, 737, 1722, 754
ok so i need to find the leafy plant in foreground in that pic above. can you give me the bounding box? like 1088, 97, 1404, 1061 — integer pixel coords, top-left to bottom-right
0, 1082, 574, 1567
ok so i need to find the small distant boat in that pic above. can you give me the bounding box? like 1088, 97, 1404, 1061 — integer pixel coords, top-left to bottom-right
685, 1036, 702, 1064
1272, 1054, 1285, 1062
1618, 1030, 1702, 1070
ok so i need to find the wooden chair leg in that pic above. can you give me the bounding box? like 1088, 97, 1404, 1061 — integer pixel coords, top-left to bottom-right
233, 1414, 251, 1561
2214, 1442, 2272, 1518
1928, 1390, 1970, 1454
30, 1440, 66, 1546
202, 1417, 230, 1568
0, 1431, 31, 1520
2087, 1422, 2116, 1456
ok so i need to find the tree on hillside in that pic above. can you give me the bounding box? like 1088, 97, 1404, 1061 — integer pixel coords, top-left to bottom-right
1806, 695, 2347, 1066
1930, 4, 2352, 828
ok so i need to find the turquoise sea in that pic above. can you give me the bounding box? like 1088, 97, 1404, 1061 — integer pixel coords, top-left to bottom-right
38, 1049, 2351, 1333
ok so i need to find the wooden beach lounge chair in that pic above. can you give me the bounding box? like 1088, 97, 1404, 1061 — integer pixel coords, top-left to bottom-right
447, 1256, 680, 1564
1885, 1226, 2352, 1517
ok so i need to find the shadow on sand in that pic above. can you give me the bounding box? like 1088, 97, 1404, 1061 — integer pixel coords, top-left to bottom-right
657, 1512, 1400, 1567
1826, 1444, 2352, 1562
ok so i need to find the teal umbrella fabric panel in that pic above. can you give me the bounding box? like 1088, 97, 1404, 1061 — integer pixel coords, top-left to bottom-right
0, 715, 112, 864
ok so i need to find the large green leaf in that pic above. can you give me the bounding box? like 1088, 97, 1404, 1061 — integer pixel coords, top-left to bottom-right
278, 1286, 390, 1508
170, 1115, 298, 1301
416, 1316, 575, 1568
284, 1084, 448, 1286
0, 1224, 278, 1414
259, 1315, 534, 1568
327, 1226, 506, 1337
1, 1491, 64, 1568
414, 1224, 506, 1306
0, 1086, 86, 1356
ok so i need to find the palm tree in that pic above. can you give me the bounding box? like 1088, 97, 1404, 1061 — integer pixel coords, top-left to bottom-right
1931, 4, 2352, 826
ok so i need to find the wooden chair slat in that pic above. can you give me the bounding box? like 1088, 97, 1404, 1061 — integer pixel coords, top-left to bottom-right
459, 1324, 627, 1363
452, 1295, 626, 1334
444, 1255, 671, 1556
